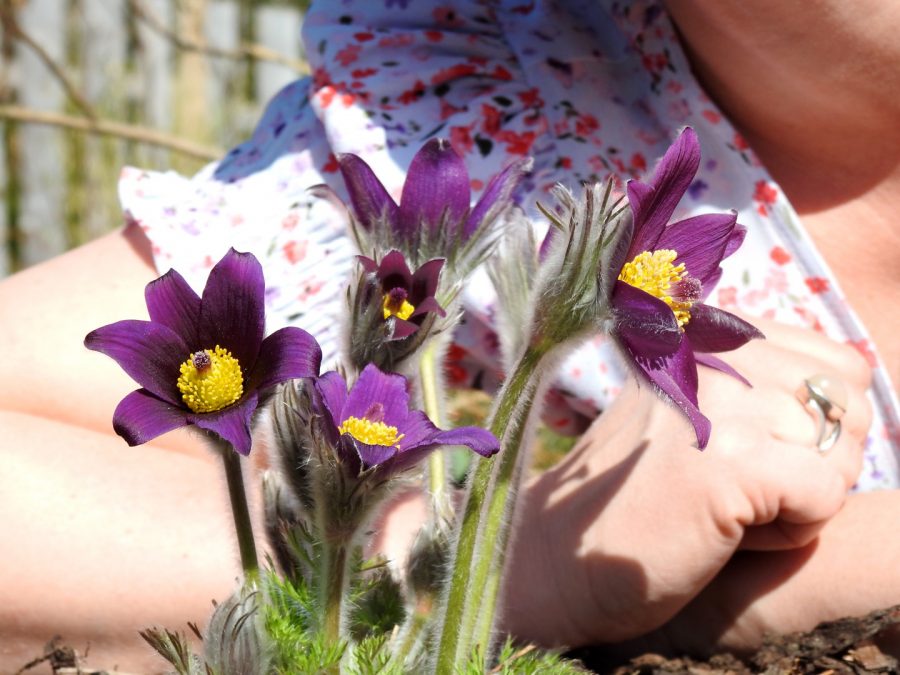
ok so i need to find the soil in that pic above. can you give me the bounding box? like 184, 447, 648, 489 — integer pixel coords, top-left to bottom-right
575, 605, 900, 675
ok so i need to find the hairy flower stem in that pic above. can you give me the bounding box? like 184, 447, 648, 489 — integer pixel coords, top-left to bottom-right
219, 445, 260, 580
322, 540, 349, 648
419, 340, 454, 522
434, 344, 548, 674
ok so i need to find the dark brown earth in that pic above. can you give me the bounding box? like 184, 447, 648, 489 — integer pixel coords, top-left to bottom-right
575, 605, 900, 675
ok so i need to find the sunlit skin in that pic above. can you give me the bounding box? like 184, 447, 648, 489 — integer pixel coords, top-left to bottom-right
0, 1, 899, 671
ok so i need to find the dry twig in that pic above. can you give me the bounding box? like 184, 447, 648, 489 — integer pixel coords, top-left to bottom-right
129, 0, 309, 75
0, 104, 223, 161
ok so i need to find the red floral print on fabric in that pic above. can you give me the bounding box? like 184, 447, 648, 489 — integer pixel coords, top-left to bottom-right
805, 277, 830, 294
770, 246, 791, 265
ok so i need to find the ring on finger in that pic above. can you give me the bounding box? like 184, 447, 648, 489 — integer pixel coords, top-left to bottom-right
796, 374, 847, 453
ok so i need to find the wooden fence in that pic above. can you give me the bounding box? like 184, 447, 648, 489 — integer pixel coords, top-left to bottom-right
0, 0, 307, 277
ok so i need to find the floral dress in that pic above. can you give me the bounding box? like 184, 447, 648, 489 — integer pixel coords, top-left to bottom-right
118, 0, 900, 490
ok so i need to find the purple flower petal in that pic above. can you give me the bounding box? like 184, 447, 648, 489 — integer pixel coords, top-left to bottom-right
191, 392, 259, 455
398, 138, 470, 238
410, 258, 444, 302
342, 364, 410, 425
357, 255, 379, 275
431, 426, 500, 457
657, 212, 739, 284
314, 371, 349, 428
338, 153, 399, 231
198, 249, 266, 370
684, 304, 764, 353
723, 223, 747, 259
394, 410, 440, 448
112, 389, 190, 446
695, 353, 752, 387
144, 268, 201, 346
353, 439, 399, 470
410, 296, 446, 318
629, 339, 711, 449
378, 250, 414, 289
627, 128, 701, 255
389, 318, 420, 340
612, 281, 683, 358
247, 327, 322, 393
463, 157, 530, 239
85, 319, 188, 404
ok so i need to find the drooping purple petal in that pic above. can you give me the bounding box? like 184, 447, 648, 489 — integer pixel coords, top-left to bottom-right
462, 157, 530, 239
695, 353, 752, 387
612, 281, 683, 358
342, 364, 410, 424
112, 389, 190, 446
377, 249, 414, 289
338, 153, 400, 231
658, 212, 739, 284
145, 268, 201, 345
398, 138, 470, 238
85, 319, 188, 405
353, 439, 399, 470
409, 296, 446, 318
629, 339, 711, 449
247, 327, 322, 393
430, 426, 500, 457
191, 392, 259, 455
389, 318, 420, 340
393, 409, 440, 448
198, 249, 265, 369
722, 223, 747, 260
627, 128, 701, 255
357, 255, 379, 275
314, 370, 349, 428
684, 304, 764, 353
410, 257, 444, 301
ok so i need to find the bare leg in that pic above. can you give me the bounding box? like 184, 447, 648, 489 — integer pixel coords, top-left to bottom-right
0, 411, 240, 673
0, 228, 243, 672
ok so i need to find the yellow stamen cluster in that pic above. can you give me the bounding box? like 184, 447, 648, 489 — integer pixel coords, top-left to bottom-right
382, 293, 416, 321
177, 346, 244, 413
339, 416, 405, 448
618, 249, 693, 327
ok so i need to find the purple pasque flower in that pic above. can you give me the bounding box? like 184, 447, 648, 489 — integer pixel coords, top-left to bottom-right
358, 249, 447, 341
313, 363, 498, 477
85, 248, 322, 455
338, 138, 529, 265
611, 128, 763, 448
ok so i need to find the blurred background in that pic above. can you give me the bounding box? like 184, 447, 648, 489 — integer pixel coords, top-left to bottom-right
0, 0, 310, 278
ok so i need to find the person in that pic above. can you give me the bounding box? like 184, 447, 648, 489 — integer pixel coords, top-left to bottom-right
1, 0, 898, 672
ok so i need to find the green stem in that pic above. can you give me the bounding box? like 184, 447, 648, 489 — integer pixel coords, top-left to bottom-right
220, 446, 260, 580
322, 541, 349, 646
419, 341, 453, 522
433, 346, 547, 674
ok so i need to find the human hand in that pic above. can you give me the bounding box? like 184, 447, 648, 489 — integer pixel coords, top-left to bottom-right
502, 317, 872, 648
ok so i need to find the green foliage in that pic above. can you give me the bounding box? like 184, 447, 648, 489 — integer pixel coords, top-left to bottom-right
262, 570, 346, 674
458, 638, 587, 675
344, 633, 402, 675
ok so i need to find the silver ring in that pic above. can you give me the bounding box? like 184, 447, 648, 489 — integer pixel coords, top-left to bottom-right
796, 374, 847, 453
